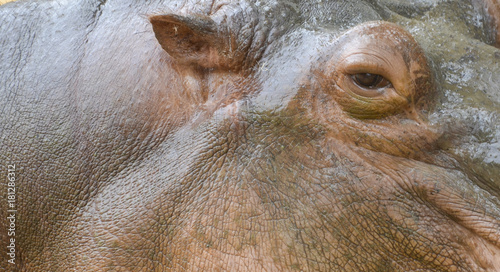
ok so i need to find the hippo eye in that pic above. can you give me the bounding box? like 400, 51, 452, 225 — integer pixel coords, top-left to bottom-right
351, 73, 392, 89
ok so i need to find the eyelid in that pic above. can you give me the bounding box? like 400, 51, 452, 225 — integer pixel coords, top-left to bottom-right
338, 53, 394, 82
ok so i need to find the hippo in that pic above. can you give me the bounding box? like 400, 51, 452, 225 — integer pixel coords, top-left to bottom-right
1, 0, 500, 271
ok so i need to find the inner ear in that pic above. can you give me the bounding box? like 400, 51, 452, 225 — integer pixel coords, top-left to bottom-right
149, 14, 225, 68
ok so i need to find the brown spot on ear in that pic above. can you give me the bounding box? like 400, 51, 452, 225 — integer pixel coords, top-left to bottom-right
149, 14, 226, 68
474, 0, 500, 47
490, 1, 500, 46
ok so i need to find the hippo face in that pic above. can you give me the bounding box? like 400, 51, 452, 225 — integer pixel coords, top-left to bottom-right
1, 0, 500, 271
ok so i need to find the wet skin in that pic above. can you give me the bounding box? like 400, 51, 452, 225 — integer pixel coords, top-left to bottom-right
1, 0, 500, 271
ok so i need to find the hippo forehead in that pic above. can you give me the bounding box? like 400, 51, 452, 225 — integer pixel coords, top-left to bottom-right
188, 0, 492, 41
198, 0, 499, 113
196, 0, 486, 107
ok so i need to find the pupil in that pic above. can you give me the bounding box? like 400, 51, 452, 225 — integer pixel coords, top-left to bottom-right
354, 73, 382, 88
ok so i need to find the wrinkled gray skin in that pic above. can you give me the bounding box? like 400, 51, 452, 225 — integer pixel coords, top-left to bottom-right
1, 0, 500, 271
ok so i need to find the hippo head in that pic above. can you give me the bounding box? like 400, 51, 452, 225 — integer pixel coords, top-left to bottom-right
130, 2, 500, 270
1, 0, 500, 271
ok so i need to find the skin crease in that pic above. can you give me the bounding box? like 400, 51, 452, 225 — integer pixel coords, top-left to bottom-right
1, 0, 500, 271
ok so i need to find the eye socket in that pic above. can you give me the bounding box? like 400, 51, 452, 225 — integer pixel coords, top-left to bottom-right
351, 73, 392, 89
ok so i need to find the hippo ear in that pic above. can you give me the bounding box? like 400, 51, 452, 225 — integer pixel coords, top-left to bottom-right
150, 14, 230, 69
